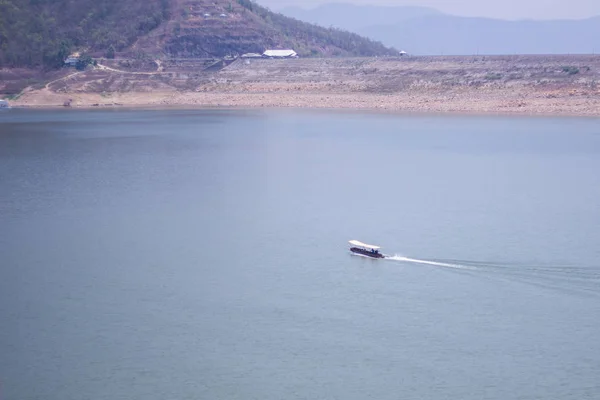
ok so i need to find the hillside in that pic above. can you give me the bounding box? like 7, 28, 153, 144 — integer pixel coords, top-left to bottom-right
0, 0, 170, 68
0, 0, 395, 69
280, 3, 600, 55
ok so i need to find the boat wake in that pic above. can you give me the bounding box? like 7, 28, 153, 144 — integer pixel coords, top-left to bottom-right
384, 254, 477, 270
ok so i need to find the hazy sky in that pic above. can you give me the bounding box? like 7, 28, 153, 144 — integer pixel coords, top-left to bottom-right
265, 0, 600, 20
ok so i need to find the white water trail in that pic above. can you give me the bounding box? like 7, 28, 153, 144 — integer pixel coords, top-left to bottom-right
385, 254, 476, 270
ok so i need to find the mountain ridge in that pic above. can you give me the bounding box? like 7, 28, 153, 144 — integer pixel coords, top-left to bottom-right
279, 3, 600, 55
278, 3, 442, 30
359, 14, 600, 55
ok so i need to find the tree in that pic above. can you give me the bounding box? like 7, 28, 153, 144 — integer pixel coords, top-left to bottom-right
105, 44, 115, 59
76, 53, 93, 70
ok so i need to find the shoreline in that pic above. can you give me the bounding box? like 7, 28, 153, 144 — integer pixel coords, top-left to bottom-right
9, 91, 600, 118
6, 55, 600, 117
11, 104, 600, 120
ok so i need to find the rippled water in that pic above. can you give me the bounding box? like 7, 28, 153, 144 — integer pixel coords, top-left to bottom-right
1, 109, 599, 400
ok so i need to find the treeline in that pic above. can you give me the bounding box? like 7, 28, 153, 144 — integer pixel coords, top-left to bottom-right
0, 0, 170, 68
0, 0, 396, 69
237, 0, 395, 57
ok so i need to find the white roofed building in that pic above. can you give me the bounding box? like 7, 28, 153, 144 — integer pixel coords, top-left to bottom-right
64, 52, 80, 67
263, 49, 298, 58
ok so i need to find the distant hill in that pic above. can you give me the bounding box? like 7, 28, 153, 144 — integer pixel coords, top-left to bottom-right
279, 3, 441, 31
360, 15, 600, 55
0, 0, 396, 69
279, 3, 600, 55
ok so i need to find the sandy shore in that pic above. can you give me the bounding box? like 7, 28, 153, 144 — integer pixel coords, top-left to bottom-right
8, 56, 600, 117
12, 90, 599, 117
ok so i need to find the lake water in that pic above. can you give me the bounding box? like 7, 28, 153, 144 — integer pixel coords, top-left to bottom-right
1, 109, 599, 400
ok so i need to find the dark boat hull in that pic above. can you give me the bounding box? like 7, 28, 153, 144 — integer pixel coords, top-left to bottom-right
350, 247, 385, 259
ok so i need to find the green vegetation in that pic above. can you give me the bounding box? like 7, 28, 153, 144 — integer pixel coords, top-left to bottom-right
105, 45, 116, 59
237, 0, 254, 11
1, 0, 394, 69
484, 73, 503, 81
75, 54, 94, 70
0, 0, 170, 68
3, 92, 22, 101
561, 66, 580, 75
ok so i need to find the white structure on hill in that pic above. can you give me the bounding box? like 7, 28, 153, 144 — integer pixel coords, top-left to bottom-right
64, 52, 80, 67
263, 49, 298, 58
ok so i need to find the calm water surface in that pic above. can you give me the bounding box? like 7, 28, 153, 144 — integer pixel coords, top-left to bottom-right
1, 109, 599, 400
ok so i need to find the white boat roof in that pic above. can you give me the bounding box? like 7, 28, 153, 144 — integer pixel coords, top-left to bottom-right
263, 49, 297, 57
349, 240, 381, 250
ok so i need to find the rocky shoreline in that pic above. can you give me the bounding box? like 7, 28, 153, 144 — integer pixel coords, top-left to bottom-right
9, 91, 599, 117
6, 55, 600, 117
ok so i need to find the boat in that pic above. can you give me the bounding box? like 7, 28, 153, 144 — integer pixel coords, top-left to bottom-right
349, 240, 385, 259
